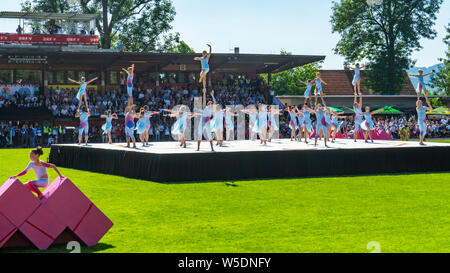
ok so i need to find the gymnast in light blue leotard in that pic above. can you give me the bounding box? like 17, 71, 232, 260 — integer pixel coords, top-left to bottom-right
288, 107, 298, 141
409, 69, 435, 104
248, 109, 258, 141
101, 110, 118, 144
268, 106, 282, 142
299, 79, 314, 105
257, 104, 268, 145
313, 104, 329, 147
68, 76, 98, 112
195, 44, 212, 90
314, 72, 327, 106
301, 105, 314, 144
347, 63, 369, 95
362, 106, 384, 143
416, 99, 432, 145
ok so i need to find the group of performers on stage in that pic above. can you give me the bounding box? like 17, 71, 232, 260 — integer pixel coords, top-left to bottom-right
70, 45, 436, 149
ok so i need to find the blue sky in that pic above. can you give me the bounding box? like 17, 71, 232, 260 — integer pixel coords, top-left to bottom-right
1, 0, 449, 69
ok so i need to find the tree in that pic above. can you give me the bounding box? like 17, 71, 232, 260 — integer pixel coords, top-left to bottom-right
261, 52, 323, 96
331, 0, 443, 94
166, 37, 195, 54
431, 23, 450, 95
22, 0, 185, 52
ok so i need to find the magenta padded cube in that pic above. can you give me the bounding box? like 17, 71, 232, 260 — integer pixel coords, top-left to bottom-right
41, 177, 92, 230
0, 178, 41, 227
0, 212, 17, 248
1, 177, 113, 250
73, 204, 114, 247
19, 205, 66, 250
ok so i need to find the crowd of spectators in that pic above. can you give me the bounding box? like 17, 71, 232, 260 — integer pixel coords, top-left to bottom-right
0, 91, 44, 109
15, 24, 95, 36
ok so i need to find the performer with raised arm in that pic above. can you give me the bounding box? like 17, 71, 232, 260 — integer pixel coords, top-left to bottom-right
75, 105, 90, 145
224, 107, 238, 141
121, 64, 135, 106
294, 105, 306, 142
324, 107, 334, 142
135, 107, 148, 147
288, 106, 299, 141
298, 79, 314, 106
68, 76, 98, 111
124, 104, 137, 148
346, 63, 369, 96
242, 106, 258, 141
194, 44, 212, 91
301, 104, 315, 144
361, 106, 384, 143
353, 93, 364, 142
196, 91, 215, 152
330, 111, 346, 143
409, 69, 435, 105
312, 103, 329, 147
100, 110, 118, 144
416, 99, 433, 146
143, 106, 160, 146
163, 106, 195, 148
314, 72, 327, 106
255, 103, 268, 145
268, 105, 283, 143
210, 90, 225, 146
10, 147, 64, 200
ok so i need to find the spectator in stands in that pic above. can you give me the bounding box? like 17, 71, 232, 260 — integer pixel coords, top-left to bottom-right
80, 27, 87, 35
90, 28, 95, 35
33, 26, 41, 35
70, 28, 76, 35
118, 41, 127, 52
16, 25, 23, 34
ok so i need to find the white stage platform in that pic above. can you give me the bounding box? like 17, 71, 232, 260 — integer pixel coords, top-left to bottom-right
54, 138, 450, 154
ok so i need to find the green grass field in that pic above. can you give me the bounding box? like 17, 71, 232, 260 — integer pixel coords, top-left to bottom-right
428, 139, 450, 143
0, 148, 449, 253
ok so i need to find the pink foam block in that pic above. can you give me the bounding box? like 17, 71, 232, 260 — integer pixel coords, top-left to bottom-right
0, 178, 40, 227
73, 204, 113, 247
1, 176, 113, 250
19, 205, 66, 250
41, 177, 93, 230
0, 212, 17, 248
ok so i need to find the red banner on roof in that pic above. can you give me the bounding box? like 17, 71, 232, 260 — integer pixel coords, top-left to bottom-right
0, 33, 98, 46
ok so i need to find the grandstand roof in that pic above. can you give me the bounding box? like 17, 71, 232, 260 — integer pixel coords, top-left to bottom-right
0, 11, 98, 21
0, 45, 325, 74
319, 70, 416, 95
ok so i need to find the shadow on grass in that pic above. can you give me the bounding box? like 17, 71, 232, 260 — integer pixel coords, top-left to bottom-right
0, 242, 115, 254
156, 171, 450, 185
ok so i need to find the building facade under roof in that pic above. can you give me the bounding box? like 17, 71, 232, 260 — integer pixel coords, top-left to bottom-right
0, 45, 325, 93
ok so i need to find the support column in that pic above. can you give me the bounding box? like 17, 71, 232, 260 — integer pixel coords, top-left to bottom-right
100, 65, 106, 94
42, 64, 48, 96
155, 66, 160, 97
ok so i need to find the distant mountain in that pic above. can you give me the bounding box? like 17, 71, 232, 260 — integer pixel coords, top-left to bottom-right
407, 64, 443, 93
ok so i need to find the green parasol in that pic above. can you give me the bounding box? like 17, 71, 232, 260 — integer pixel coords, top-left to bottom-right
372, 106, 403, 115
426, 107, 450, 115
325, 106, 344, 112
344, 106, 355, 112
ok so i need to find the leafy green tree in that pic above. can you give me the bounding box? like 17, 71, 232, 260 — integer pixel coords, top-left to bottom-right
331, 0, 443, 94
431, 23, 450, 95
148, 32, 195, 54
